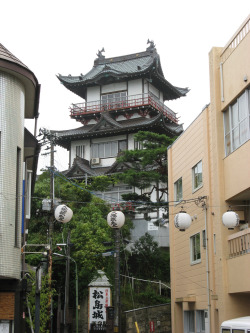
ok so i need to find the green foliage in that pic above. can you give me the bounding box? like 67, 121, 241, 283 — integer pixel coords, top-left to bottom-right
85, 175, 117, 192
27, 171, 133, 303
126, 233, 170, 281
26, 272, 56, 333
116, 131, 175, 199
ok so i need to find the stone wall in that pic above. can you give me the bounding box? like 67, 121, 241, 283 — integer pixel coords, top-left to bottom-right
125, 303, 171, 333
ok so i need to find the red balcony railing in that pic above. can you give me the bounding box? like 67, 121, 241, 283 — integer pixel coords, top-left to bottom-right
70, 93, 178, 123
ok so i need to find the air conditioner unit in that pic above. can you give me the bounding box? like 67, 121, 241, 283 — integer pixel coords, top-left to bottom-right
91, 158, 100, 165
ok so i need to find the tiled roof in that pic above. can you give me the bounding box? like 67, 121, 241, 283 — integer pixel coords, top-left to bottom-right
57, 47, 189, 101
53, 113, 183, 150
0, 43, 28, 69
59, 51, 154, 84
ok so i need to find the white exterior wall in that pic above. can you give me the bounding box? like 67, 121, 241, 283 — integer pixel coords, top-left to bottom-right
86, 79, 161, 101
0, 72, 24, 279
128, 79, 142, 96
128, 133, 136, 150
87, 86, 100, 102
143, 79, 149, 94
149, 83, 160, 99
71, 139, 91, 164
101, 82, 127, 94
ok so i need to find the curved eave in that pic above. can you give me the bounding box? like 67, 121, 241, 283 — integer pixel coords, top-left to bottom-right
57, 67, 153, 99
0, 58, 40, 119
57, 52, 188, 101
152, 71, 189, 100
54, 116, 182, 149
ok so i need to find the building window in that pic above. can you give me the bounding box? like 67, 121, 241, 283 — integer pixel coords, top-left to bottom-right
100, 185, 133, 204
25, 170, 32, 219
192, 161, 202, 191
101, 91, 127, 109
174, 177, 183, 202
91, 140, 127, 158
196, 310, 206, 333
76, 145, 84, 158
134, 140, 143, 150
190, 233, 201, 264
224, 89, 250, 156
15, 147, 21, 247
184, 311, 195, 333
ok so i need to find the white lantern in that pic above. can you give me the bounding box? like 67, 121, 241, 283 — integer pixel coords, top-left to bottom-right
54, 205, 73, 223
222, 211, 239, 229
174, 211, 192, 231
107, 211, 125, 229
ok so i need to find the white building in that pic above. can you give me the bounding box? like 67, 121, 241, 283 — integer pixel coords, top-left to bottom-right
53, 42, 188, 247
0, 43, 40, 332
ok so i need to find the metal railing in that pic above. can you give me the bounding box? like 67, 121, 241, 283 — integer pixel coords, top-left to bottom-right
228, 227, 250, 258
70, 93, 178, 123
221, 15, 250, 62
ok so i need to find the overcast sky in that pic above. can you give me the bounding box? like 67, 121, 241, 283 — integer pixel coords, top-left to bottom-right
1, 1, 249, 171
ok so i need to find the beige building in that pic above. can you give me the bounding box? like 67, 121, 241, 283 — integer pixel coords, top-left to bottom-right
168, 15, 250, 333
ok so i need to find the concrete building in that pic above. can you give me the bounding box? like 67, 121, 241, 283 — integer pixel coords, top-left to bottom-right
52, 41, 188, 247
168, 15, 250, 333
0, 43, 40, 332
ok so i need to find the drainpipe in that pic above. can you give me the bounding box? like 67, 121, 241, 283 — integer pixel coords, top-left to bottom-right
205, 207, 211, 333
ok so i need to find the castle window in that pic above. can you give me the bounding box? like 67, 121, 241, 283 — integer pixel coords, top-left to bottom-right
101, 91, 127, 109
91, 140, 127, 158
76, 145, 84, 158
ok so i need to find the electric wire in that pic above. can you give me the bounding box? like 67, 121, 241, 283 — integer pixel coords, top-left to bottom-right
120, 229, 138, 326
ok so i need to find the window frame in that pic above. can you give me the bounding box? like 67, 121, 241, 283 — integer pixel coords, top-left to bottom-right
76, 145, 85, 158
192, 160, 203, 192
101, 91, 127, 109
223, 89, 250, 156
91, 140, 127, 159
174, 177, 183, 203
190, 232, 201, 264
196, 310, 206, 333
184, 310, 195, 333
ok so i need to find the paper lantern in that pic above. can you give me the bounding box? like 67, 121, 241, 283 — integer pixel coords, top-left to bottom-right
107, 211, 125, 229
222, 211, 239, 229
174, 211, 192, 231
55, 205, 73, 223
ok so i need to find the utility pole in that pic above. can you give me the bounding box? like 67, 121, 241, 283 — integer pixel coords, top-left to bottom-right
37, 128, 57, 333
107, 211, 125, 333
114, 228, 121, 333
64, 231, 71, 333
48, 140, 55, 333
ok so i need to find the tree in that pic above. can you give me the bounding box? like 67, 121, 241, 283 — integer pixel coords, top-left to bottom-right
126, 233, 170, 281
27, 171, 133, 303
26, 272, 56, 333
116, 131, 175, 201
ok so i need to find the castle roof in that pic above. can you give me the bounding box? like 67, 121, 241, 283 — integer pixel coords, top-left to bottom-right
57, 46, 189, 101
52, 113, 183, 150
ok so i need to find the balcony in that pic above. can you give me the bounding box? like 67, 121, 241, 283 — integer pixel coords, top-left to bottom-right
221, 15, 250, 62
227, 228, 250, 293
228, 227, 250, 258
69, 93, 178, 124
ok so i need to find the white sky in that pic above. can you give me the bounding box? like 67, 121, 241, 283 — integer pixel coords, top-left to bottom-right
1, 0, 249, 172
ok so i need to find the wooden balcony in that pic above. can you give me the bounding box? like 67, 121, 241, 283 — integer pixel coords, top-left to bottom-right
227, 228, 250, 293
69, 93, 178, 123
